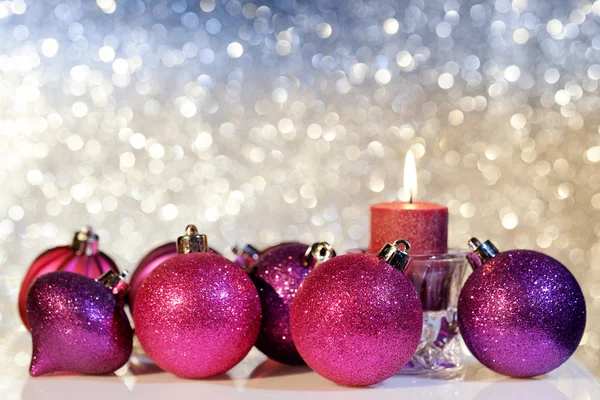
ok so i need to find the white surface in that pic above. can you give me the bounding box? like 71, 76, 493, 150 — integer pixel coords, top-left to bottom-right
4, 348, 599, 400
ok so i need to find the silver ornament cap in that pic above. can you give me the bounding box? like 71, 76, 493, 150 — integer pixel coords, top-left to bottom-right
377, 239, 412, 271
71, 226, 99, 256
304, 242, 336, 268
97, 270, 129, 298
467, 237, 499, 269
231, 244, 260, 261
176, 224, 208, 254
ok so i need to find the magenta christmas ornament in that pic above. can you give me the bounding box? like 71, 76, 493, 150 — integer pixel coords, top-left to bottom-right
250, 242, 336, 365
459, 238, 586, 378
27, 270, 133, 376
133, 225, 261, 379
129, 242, 221, 310
291, 239, 422, 386
129, 242, 176, 310
19, 227, 120, 330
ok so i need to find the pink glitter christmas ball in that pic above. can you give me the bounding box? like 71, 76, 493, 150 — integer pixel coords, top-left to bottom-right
459, 248, 586, 377
133, 252, 261, 379
129, 242, 221, 310
27, 271, 132, 376
290, 253, 422, 386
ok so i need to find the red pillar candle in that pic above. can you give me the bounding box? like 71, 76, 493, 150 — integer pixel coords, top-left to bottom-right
369, 150, 448, 255
369, 202, 448, 255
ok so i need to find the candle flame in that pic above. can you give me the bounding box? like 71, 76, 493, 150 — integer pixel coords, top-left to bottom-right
404, 150, 417, 203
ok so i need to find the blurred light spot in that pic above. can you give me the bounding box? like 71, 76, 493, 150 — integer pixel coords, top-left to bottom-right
396, 51, 412, 68
99, 46, 115, 62
375, 69, 391, 85
438, 73, 454, 89
272, 87, 288, 104
112, 58, 128, 74
504, 65, 520, 82
200, 0, 215, 12
120, 152, 135, 169
383, 18, 399, 35
544, 68, 560, 84
513, 28, 529, 44
161, 203, 178, 221
587, 146, 600, 163
40, 38, 59, 57
369, 177, 384, 192
555, 90, 570, 106
71, 102, 88, 117
317, 23, 332, 38
227, 42, 243, 58
448, 110, 464, 125
97, 0, 116, 14
436, 22, 452, 38
502, 213, 519, 229
8, 205, 24, 221
510, 113, 527, 129
180, 100, 197, 117
546, 19, 563, 36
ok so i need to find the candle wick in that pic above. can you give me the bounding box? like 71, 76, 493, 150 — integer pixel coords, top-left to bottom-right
409, 189, 413, 204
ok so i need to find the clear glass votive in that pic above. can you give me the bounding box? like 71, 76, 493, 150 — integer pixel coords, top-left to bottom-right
346, 248, 469, 375
400, 250, 468, 375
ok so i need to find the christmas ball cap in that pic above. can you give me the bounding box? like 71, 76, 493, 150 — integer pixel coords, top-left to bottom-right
176, 224, 208, 254
231, 244, 260, 260
377, 239, 411, 271
467, 237, 499, 269
97, 270, 129, 298
303, 242, 336, 268
71, 226, 99, 256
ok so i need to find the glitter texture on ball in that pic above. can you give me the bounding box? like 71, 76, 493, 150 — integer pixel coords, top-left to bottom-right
250, 242, 335, 365
459, 240, 586, 378
291, 248, 422, 386
27, 271, 132, 376
133, 251, 261, 379
128, 242, 220, 310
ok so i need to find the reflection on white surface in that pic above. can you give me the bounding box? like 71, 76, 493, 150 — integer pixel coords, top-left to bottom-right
8, 348, 599, 400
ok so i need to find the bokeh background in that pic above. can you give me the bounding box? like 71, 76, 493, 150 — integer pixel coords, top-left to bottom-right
1, 0, 599, 381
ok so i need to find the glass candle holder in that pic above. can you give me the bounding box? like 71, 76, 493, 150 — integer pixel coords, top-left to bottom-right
346, 248, 469, 376
400, 250, 468, 375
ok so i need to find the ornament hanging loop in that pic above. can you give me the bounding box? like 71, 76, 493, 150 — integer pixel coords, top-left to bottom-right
304, 242, 336, 268
177, 224, 208, 254
467, 237, 499, 269
97, 270, 129, 298
377, 239, 412, 271
71, 226, 99, 256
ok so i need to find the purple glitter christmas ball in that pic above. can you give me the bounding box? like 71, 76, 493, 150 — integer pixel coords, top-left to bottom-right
134, 252, 262, 379
19, 227, 120, 330
250, 242, 335, 365
27, 271, 133, 376
291, 249, 422, 386
459, 243, 586, 378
